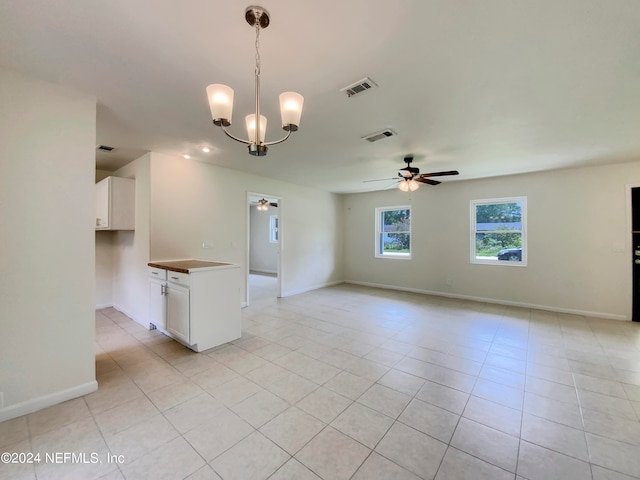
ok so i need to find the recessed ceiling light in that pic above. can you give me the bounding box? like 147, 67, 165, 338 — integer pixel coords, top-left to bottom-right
183, 154, 191, 159
201, 147, 210, 153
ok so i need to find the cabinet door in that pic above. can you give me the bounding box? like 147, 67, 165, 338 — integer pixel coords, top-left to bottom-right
166, 282, 190, 343
148, 278, 166, 330
95, 178, 110, 229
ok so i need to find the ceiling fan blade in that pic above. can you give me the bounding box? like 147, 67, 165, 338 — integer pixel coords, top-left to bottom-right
415, 177, 441, 185
384, 180, 401, 190
269, 202, 278, 207
364, 177, 397, 183
419, 170, 460, 178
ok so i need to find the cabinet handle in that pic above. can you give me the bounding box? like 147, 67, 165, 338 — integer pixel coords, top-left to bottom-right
151, 271, 158, 275
170, 276, 179, 281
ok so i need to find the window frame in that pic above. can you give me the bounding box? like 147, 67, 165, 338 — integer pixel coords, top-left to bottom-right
375, 205, 412, 260
470, 196, 527, 267
269, 215, 279, 243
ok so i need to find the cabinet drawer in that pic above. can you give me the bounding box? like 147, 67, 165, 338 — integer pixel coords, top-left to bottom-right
167, 271, 190, 287
149, 267, 167, 280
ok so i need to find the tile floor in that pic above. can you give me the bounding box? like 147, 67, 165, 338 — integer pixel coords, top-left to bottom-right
2, 282, 640, 480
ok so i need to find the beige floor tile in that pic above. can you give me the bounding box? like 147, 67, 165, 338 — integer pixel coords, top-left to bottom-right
450, 417, 519, 472
93, 395, 159, 437
332, 402, 394, 448
146, 379, 204, 411
120, 436, 205, 480
415, 380, 470, 415
296, 427, 370, 480
479, 364, 525, 390
0, 416, 29, 449
324, 371, 375, 400
352, 452, 421, 480
398, 398, 460, 443
8, 284, 640, 480
472, 378, 524, 410
244, 362, 291, 388
183, 408, 254, 462
523, 391, 584, 430
268, 458, 322, 480
27, 398, 92, 437
586, 432, 640, 478
260, 406, 325, 455
0, 439, 36, 480
357, 384, 411, 419
185, 465, 223, 480
163, 393, 225, 434
211, 431, 290, 480
296, 386, 352, 423
591, 465, 640, 480
104, 413, 179, 462
377, 369, 425, 396
463, 395, 522, 437
579, 389, 639, 421
232, 389, 289, 428
375, 421, 447, 479
435, 446, 514, 480
521, 413, 589, 461
267, 373, 319, 404
517, 440, 592, 480
207, 376, 263, 407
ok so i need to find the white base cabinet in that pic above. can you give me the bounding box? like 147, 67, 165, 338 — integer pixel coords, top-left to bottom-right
148, 262, 241, 352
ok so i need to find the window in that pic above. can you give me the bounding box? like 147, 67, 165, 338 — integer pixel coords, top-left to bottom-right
269, 215, 279, 243
375, 206, 411, 258
471, 197, 526, 265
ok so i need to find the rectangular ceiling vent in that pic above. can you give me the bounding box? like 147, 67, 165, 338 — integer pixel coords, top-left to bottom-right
362, 129, 397, 143
340, 77, 378, 98
96, 144, 116, 152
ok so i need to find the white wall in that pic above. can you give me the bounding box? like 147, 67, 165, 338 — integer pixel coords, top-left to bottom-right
0, 67, 97, 421
111, 154, 151, 325
149, 154, 344, 301
250, 205, 279, 274
343, 161, 640, 320
95, 232, 113, 308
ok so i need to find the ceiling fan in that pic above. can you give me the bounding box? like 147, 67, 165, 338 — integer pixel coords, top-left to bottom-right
254, 198, 278, 211
365, 155, 459, 191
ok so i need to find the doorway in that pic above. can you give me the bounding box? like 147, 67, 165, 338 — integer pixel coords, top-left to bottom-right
246, 192, 282, 306
632, 187, 640, 321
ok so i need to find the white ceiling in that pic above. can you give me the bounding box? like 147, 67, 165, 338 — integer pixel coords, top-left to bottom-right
2, 0, 639, 193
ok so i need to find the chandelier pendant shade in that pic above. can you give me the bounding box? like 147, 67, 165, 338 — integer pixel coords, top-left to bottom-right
206, 6, 304, 156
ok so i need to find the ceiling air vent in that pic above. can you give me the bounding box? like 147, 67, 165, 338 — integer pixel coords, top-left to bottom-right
340, 77, 378, 98
362, 129, 397, 143
96, 144, 116, 152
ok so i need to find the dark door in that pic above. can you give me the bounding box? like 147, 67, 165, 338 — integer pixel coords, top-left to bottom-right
633, 188, 640, 321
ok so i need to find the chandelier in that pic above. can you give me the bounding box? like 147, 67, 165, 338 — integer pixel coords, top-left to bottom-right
206, 6, 304, 156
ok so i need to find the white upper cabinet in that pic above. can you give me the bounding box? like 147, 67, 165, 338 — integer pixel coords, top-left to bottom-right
95, 176, 135, 230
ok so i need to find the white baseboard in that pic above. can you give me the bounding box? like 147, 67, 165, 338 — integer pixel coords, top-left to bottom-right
95, 302, 112, 310
282, 280, 344, 298
111, 303, 150, 329
345, 280, 629, 321
0, 381, 98, 423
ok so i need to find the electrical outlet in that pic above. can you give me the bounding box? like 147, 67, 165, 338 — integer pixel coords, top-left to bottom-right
446, 278, 453, 286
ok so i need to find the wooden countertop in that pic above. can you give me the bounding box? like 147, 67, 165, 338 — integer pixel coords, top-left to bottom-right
148, 260, 234, 273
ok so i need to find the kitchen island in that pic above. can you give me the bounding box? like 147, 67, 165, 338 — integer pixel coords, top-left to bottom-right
148, 259, 241, 352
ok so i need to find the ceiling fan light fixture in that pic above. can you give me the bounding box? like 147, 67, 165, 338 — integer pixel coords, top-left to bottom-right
257, 198, 270, 211
206, 6, 303, 156
398, 179, 419, 192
